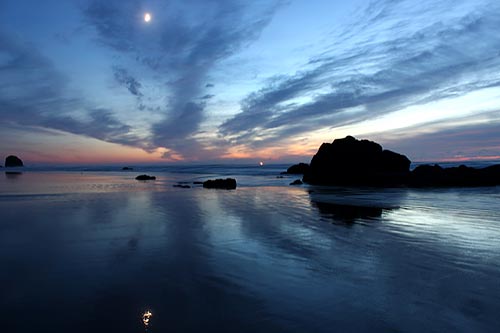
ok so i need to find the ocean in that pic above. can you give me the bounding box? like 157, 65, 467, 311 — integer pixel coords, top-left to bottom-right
1, 164, 500, 332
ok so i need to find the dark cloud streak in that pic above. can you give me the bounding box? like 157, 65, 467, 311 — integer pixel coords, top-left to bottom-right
113, 66, 143, 97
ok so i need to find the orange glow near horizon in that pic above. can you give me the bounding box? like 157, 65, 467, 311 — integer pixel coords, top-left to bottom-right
6, 125, 499, 165
4, 129, 172, 165
220, 141, 318, 161
434, 155, 500, 163
21, 147, 165, 165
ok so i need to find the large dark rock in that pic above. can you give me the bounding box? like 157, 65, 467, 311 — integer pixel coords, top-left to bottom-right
285, 163, 310, 174
5, 155, 23, 167
203, 178, 237, 190
135, 174, 156, 180
301, 135, 500, 187
303, 136, 411, 186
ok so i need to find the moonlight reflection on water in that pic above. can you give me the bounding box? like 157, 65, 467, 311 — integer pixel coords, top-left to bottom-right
142, 310, 152, 328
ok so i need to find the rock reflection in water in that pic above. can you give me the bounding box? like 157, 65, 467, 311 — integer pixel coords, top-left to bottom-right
5, 171, 23, 179
312, 201, 383, 223
308, 187, 405, 223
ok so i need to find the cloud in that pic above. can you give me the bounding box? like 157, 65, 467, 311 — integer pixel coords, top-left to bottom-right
112, 66, 143, 97
200, 94, 215, 100
41, 109, 143, 147
152, 102, 205, 142
83, 0, 283, 158
83, 1, 142, 52
0, 31, 145, 148
219, 0, 500, 150
365, 109, 500, 161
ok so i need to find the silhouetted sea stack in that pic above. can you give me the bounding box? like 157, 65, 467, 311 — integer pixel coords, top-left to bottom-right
285, 163, 310, 174
203, 178, 237, 190
5, 155, 24, 167
300, 135, 500, 187
135, 174, 156, 180
303, 136, 410, 186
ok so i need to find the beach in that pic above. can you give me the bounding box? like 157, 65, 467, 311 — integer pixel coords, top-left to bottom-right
1, 166, 500, 332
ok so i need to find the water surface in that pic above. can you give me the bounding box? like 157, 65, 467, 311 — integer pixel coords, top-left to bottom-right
1, 169, 499, 332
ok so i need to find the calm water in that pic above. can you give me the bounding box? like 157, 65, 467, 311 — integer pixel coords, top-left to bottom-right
1, 167, 500, 332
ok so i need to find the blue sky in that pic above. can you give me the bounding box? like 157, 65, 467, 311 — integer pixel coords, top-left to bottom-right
1, 0, 500, 164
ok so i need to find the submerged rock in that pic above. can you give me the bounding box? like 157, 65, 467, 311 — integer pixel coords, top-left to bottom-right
303, 136, 410, 186
135, 174, 156, 181
290, 179, 303, 185
203, 178, 237, 190
5, 155, 24, 167
173, 184, 191, 189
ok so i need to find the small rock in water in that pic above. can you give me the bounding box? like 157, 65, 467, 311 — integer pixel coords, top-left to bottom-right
286, 163, 310, 174
203, 178, 237, 190
135, 174, 156, 181
5, 155, 24, 167
290, 179, 303, 185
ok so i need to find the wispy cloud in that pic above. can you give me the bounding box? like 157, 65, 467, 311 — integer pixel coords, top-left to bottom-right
366, 109, 500, 161
3, 0, 499, 162
0, 31, 145, 148
220, 0, 500, 151
83, 0, 283, 159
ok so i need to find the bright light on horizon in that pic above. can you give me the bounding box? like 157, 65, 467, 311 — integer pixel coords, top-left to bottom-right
144, 12, 152, 23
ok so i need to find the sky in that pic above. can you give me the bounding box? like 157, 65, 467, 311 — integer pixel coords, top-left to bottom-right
1, 0, 500, 165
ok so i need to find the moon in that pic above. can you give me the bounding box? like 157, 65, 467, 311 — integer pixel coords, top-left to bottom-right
144, 13, 152, 23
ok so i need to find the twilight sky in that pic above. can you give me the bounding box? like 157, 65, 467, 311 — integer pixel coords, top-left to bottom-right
1, 0, 500, 164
